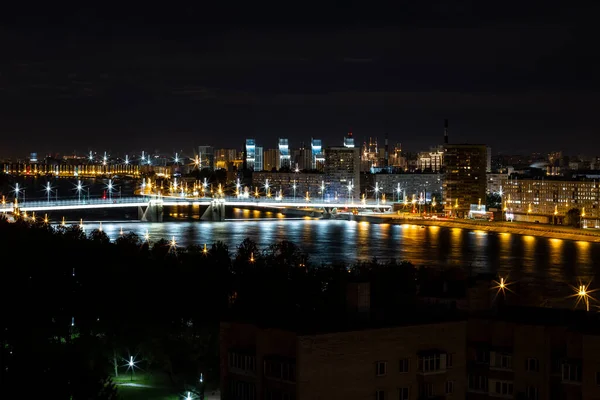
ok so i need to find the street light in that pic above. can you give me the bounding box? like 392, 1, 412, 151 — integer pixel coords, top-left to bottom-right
293, 180, 297, 201
396, 183, 401, 203
236, 178, 241, 198
321, 180, 325, 202
76, 180, 83, 202
13, 183, 20, 202
107, 179, 114, 200
569, 281, 597, 312
374, 182, 380, 203
347, 180, 353, 204
45, 182, 52, 203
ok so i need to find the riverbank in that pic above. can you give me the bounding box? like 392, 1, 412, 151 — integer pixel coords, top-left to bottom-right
352, 213, 600, 242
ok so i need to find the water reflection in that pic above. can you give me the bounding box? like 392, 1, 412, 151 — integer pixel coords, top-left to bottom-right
66, 219, 600, 283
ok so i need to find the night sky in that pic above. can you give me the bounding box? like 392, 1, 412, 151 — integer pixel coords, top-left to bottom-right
1, 2, 598, 158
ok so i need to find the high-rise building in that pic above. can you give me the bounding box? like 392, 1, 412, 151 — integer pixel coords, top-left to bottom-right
214, 148, 238, 170
443, 144, 487, 217
311, 138, 325, 171
279, 138, 291, 170
486, 147, 492, 173
417, 146, 444, 172
263, 149, 280, 172
197, 146, 214, 170
293, 146, 313, 171
255, 146, 264, 172
343, 132, 355, 148
325, 146, 360, 200
245, 139, 256, 171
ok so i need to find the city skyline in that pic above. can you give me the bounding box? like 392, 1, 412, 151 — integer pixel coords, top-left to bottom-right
2, 3, 600, 157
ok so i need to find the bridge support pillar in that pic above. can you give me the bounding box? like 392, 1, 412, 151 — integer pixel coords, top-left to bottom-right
201, 200, 225, 221
138, 202, 163, 222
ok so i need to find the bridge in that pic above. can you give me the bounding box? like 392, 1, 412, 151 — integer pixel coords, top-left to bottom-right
1, 195, 393, 221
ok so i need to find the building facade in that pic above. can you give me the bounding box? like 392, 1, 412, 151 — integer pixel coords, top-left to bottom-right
279, 138, 291, 170
417, 146, 444, 172
324, 146, 361, 200
220, 320, 467, 400
362, 173, 444, 203
263, 149, 280, 172
443, 144, 487, 217
245, 139, 256, 171
503, 177, 600, 226
252, 172, 324, 198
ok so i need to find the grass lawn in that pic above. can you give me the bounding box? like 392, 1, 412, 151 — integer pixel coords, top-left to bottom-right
117, 384, 180, 400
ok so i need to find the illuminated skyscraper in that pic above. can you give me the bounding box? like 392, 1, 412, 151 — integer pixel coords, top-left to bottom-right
255, 146, 264, 172
311, 138, 325, 170
443, 144, 487, 217
325, 146, 360, 199
343, 132, 355, 148
245, 139, 256, 171
279, 138, 291, 170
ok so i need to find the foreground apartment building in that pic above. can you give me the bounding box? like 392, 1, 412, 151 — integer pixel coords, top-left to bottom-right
220, 281, 600, 400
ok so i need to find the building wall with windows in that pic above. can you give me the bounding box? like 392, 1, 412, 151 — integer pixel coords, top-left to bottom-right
502, 178, 600, 226
362, 173, 444, 203
417, 146, 444, 172
324, 146, 360, 200
297, 321, 466, 400
443, 144, 487, 217
252, 172, 324, 198
220, 320, 466, 400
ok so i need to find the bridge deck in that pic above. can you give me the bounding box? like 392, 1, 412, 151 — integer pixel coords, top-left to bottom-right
0, 196, 393, 213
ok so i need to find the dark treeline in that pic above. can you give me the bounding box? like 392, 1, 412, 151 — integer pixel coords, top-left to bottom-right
0, 216, 466, 398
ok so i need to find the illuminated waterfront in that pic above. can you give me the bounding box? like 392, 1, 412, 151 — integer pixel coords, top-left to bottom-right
74, 216, 600, 283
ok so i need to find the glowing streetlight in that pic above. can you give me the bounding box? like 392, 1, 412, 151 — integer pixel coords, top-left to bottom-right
45, 182, 52, 203
236, 178, 241, 198
396, 183, 401, 203
203, 244, 208, 255
13, 183, 20, 202
491, 275, 515, 301
347, 180, 354, 203
250, 252, 255, 263
568, 281, 597, 311
293, 180, 297, 201
44, 214, 49, 224
76, 180, 83, 202
61, 216, 66, 226
125, 355, 138, 382
305, 191, 310, 202
374, 182, 380, 203
174, 152, 180, 165
321, 180, 325, 202
144, 230, 150, 241
120, 226, 124, 236
124, 155, 129, 165
170, 236, 177, 248
79, 218, 84, 230
186, 392, 192, 400
107, 179, 114, 200
99, 221, 103, 232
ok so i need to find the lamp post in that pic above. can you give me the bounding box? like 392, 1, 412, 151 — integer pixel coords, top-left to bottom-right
14, 183, 19, 203
293, 180, 297, 201
236, 178, 241, 198
581, 207, 586, 228
76, 180, 83, 202
374, 182, 380, 204
321, 180, 325, 202
45, 182, 52, 203
107, 179, 113, 201
396, 183, 401, 203
347, 180, 353, 204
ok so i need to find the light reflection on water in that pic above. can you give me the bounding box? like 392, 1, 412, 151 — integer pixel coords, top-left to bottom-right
72, 219, 600, 283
